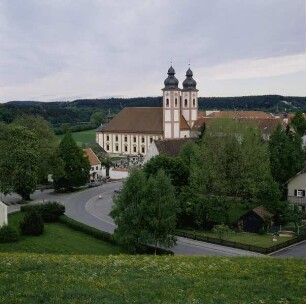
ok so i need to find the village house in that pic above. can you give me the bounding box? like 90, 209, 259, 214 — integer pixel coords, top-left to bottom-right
287, 165, 306, 212
83, 148, 103, 182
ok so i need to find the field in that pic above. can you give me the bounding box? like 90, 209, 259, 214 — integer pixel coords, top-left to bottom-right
0, 213, 121, 256
0, 254, 305, 303
57, 129, 96, 146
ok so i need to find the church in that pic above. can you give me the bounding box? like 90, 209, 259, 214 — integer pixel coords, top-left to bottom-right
96, 66, 199, 156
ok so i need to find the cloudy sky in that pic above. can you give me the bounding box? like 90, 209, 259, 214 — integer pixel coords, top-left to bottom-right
0, 0, 305, 102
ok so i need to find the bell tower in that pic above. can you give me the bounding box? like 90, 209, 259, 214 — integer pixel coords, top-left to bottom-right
181, 67, 198, 128
162, 66, 181, 139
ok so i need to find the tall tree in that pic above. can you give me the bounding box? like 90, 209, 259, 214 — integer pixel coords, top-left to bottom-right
189, 119, 279, 203
110, 168, 149, 252
0, 124, 39, 200
12, 115, 59, 183
143, 155, 189, 195
53, 131, 90, 190
110, 168, 177, 253
269, 124, 305, 190
290, 112, 306, 136
145, 170, 177, 254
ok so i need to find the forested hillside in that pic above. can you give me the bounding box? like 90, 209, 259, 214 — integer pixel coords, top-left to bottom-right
0, 95, 305, 126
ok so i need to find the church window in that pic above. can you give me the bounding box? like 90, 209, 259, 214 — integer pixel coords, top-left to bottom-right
115, 135, 118, 142
184, 99, 188, 107
133, 136, 137, 143
141, 137, 145, 143
142, 147, 145, 153
193, 99, 195, 107
106, 135, 109, 141
106, 144, 109, 151
124, 136, 127, 142
175, 98, 178, 107
150, 137, 153, 143
166, 98, 169, 107
133, 146, 137, 153
124, 145, 128, 152
115, 145, 118, 152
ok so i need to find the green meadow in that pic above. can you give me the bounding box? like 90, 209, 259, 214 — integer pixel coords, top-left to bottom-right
0, 213, 120, 256
0, 254, 305, 303
57, 129, 96, 146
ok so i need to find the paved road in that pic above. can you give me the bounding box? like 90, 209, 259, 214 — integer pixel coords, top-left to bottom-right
6, 183, 304, 257
270, 241, 306, 258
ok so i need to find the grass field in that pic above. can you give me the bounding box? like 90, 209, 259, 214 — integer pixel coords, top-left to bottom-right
178, 229, 291, 248
0, 213, 121, 255
0, 254, 305, 303
57, 129, 96, 146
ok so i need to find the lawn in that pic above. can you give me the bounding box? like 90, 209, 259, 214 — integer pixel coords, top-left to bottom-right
0, 213, 121, 255
0, 254, 305, 303
57, 129, 96, 146
178, 229, 291, 248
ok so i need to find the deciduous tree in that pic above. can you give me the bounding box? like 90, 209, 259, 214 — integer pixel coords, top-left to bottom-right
0, 124, 39, 200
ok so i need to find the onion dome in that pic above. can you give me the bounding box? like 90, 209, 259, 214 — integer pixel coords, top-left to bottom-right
182, 67, 197, 90
164, 66, 179, 89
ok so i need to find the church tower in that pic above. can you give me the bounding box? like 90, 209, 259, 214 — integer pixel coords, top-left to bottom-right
181, 67, 198, 128
162, 66, 181, 139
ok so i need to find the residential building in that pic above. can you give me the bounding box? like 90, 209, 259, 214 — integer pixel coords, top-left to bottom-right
287, 165, 306, 212
83, 148, 103, 181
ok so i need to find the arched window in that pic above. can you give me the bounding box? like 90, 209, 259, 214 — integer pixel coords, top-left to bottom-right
175, 98, 178, 107
184, 99, 188, 107
193, 99, 195, 107
166, 98, 169, 107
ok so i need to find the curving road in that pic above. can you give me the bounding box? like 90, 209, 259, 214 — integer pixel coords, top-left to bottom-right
6, 182, 305, 257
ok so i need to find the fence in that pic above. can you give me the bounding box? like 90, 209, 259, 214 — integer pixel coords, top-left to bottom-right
175, 230, 306, 254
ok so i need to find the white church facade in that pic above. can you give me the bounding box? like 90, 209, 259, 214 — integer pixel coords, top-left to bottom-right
96, 66, 199, 156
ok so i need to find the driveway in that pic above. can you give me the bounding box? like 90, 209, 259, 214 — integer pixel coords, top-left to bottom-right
270, 241, 306, 258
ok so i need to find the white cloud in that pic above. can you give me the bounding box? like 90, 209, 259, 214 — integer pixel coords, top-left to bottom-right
201, 54, 306, 80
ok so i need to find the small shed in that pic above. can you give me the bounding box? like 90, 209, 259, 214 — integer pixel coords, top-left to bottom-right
238, 206, 273, 233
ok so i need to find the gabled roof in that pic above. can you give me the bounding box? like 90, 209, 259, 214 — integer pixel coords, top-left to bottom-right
83, 148, 101, 166
97, 107, 192, 134
154, 138, 194, 157
252, 206, 273, 219
240, 205, 273, 220
100, 107, 164, 134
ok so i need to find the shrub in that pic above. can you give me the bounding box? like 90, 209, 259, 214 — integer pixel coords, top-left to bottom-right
20, 202, 65, 222
59, 215, 116, 244
20, 209, 44, 236
0, 225, 19, 243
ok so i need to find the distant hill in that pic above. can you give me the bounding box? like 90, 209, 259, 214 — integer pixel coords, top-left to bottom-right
1, 95, 305, 126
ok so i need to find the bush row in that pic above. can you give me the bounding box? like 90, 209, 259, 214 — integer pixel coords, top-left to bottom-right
59, 216, 173, 255
20, 202, 65, 222
59, 215, 116, 245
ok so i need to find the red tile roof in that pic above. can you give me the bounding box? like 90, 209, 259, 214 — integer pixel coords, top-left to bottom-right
83, 148, 101, 166
102, 107, 164, 134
